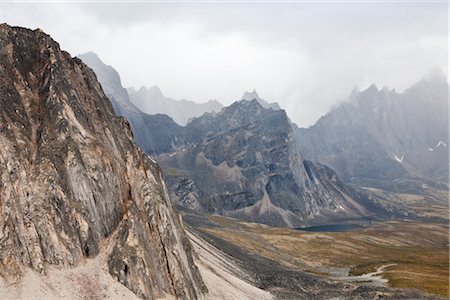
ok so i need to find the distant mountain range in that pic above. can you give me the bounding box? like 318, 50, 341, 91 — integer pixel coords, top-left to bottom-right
241, 89, 281, 110
80, 51, 447, 227
294, 72, 449, 191
80, 52, 388, 227
127, 85, 223, 125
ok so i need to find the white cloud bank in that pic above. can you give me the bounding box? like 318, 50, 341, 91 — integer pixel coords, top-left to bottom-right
1, 2, 447, 126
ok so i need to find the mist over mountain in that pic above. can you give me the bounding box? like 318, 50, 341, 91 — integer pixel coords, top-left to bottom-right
128, 85, 223, 125
294, 72, 449, 190
241, 89, 281, 110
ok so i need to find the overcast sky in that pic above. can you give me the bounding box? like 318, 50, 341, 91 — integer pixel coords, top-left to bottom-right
1, 1, 448, 126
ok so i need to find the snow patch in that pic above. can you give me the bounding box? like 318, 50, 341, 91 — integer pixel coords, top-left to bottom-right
394, 155, 404, 163
427, 140, 447, 152
435, 141, 447, 148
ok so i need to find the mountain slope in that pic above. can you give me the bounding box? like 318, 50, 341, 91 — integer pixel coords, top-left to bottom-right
78, 53, 395, 228
0, 25, 205, 299
128, 85, 223, 125
294, 75, 449, 189
157, 100, 387, 227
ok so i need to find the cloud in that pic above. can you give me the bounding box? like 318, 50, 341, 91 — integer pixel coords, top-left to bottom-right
1, 2, 447, 126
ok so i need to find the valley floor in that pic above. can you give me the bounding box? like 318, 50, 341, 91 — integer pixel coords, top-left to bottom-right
183, 211, 449, 299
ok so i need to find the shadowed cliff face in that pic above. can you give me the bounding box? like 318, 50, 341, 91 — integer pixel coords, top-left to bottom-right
0, 24, 205, 299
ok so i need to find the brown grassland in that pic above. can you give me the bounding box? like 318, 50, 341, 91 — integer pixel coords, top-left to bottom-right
199, 215, 449, 297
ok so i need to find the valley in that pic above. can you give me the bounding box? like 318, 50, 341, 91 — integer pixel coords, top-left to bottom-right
182, 197, 449, 298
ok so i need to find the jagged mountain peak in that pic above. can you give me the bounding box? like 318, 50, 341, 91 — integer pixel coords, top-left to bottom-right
186, 99, 283, 135
241, 89, 281, 110
407, 69, 449, 97
359, 83, 380, 97
78, 52, 123, 92
295, 72, 449, 186
230, 98, 264, 111
149, 96, 382, 227
242, 89, 261, 101
77, 50, 101, 62
134, 84, 165, 100
78, 52, 141, 117
126, 82, 223, 125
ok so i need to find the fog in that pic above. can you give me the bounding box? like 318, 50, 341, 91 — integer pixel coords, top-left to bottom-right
1, 1, 447, 126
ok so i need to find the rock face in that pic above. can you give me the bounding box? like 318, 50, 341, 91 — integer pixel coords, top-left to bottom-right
0, 25, 205, 299
294, 75, 449, 189
157, 100, 381, 227
128, 85, 223, 126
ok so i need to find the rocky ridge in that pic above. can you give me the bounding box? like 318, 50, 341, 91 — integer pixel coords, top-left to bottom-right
0, 24, 205, 299
77, 52, 393, 227
158, 100, 387, 227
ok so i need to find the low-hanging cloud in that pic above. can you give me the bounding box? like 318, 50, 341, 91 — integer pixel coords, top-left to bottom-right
1, 2, 447, 126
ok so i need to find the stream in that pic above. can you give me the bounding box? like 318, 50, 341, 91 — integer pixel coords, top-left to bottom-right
327, 264, 397, 287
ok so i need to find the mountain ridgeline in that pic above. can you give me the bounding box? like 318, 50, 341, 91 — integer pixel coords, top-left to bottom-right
80, 53, 400, 227
241, 89, 281, 110
0, 25, 205, 299
128, 85, 223, 126
294, 74, 449, 191
157, 100, 381, 227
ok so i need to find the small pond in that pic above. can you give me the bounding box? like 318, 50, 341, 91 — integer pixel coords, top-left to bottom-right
295, 224, 363, 232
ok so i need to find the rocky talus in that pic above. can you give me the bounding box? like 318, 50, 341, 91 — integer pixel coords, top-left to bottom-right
0, 24, 205, 299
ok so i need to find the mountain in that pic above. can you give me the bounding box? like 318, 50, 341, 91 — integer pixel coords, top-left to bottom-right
128, 85, 223, 125
76, 54, 392, 226
77, 52, 141, 116
0, 25, 206, 299
156, 100, 390, 227
241, 89, 281, 110
294, 74, 449, 190
78, 52, 186, 156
